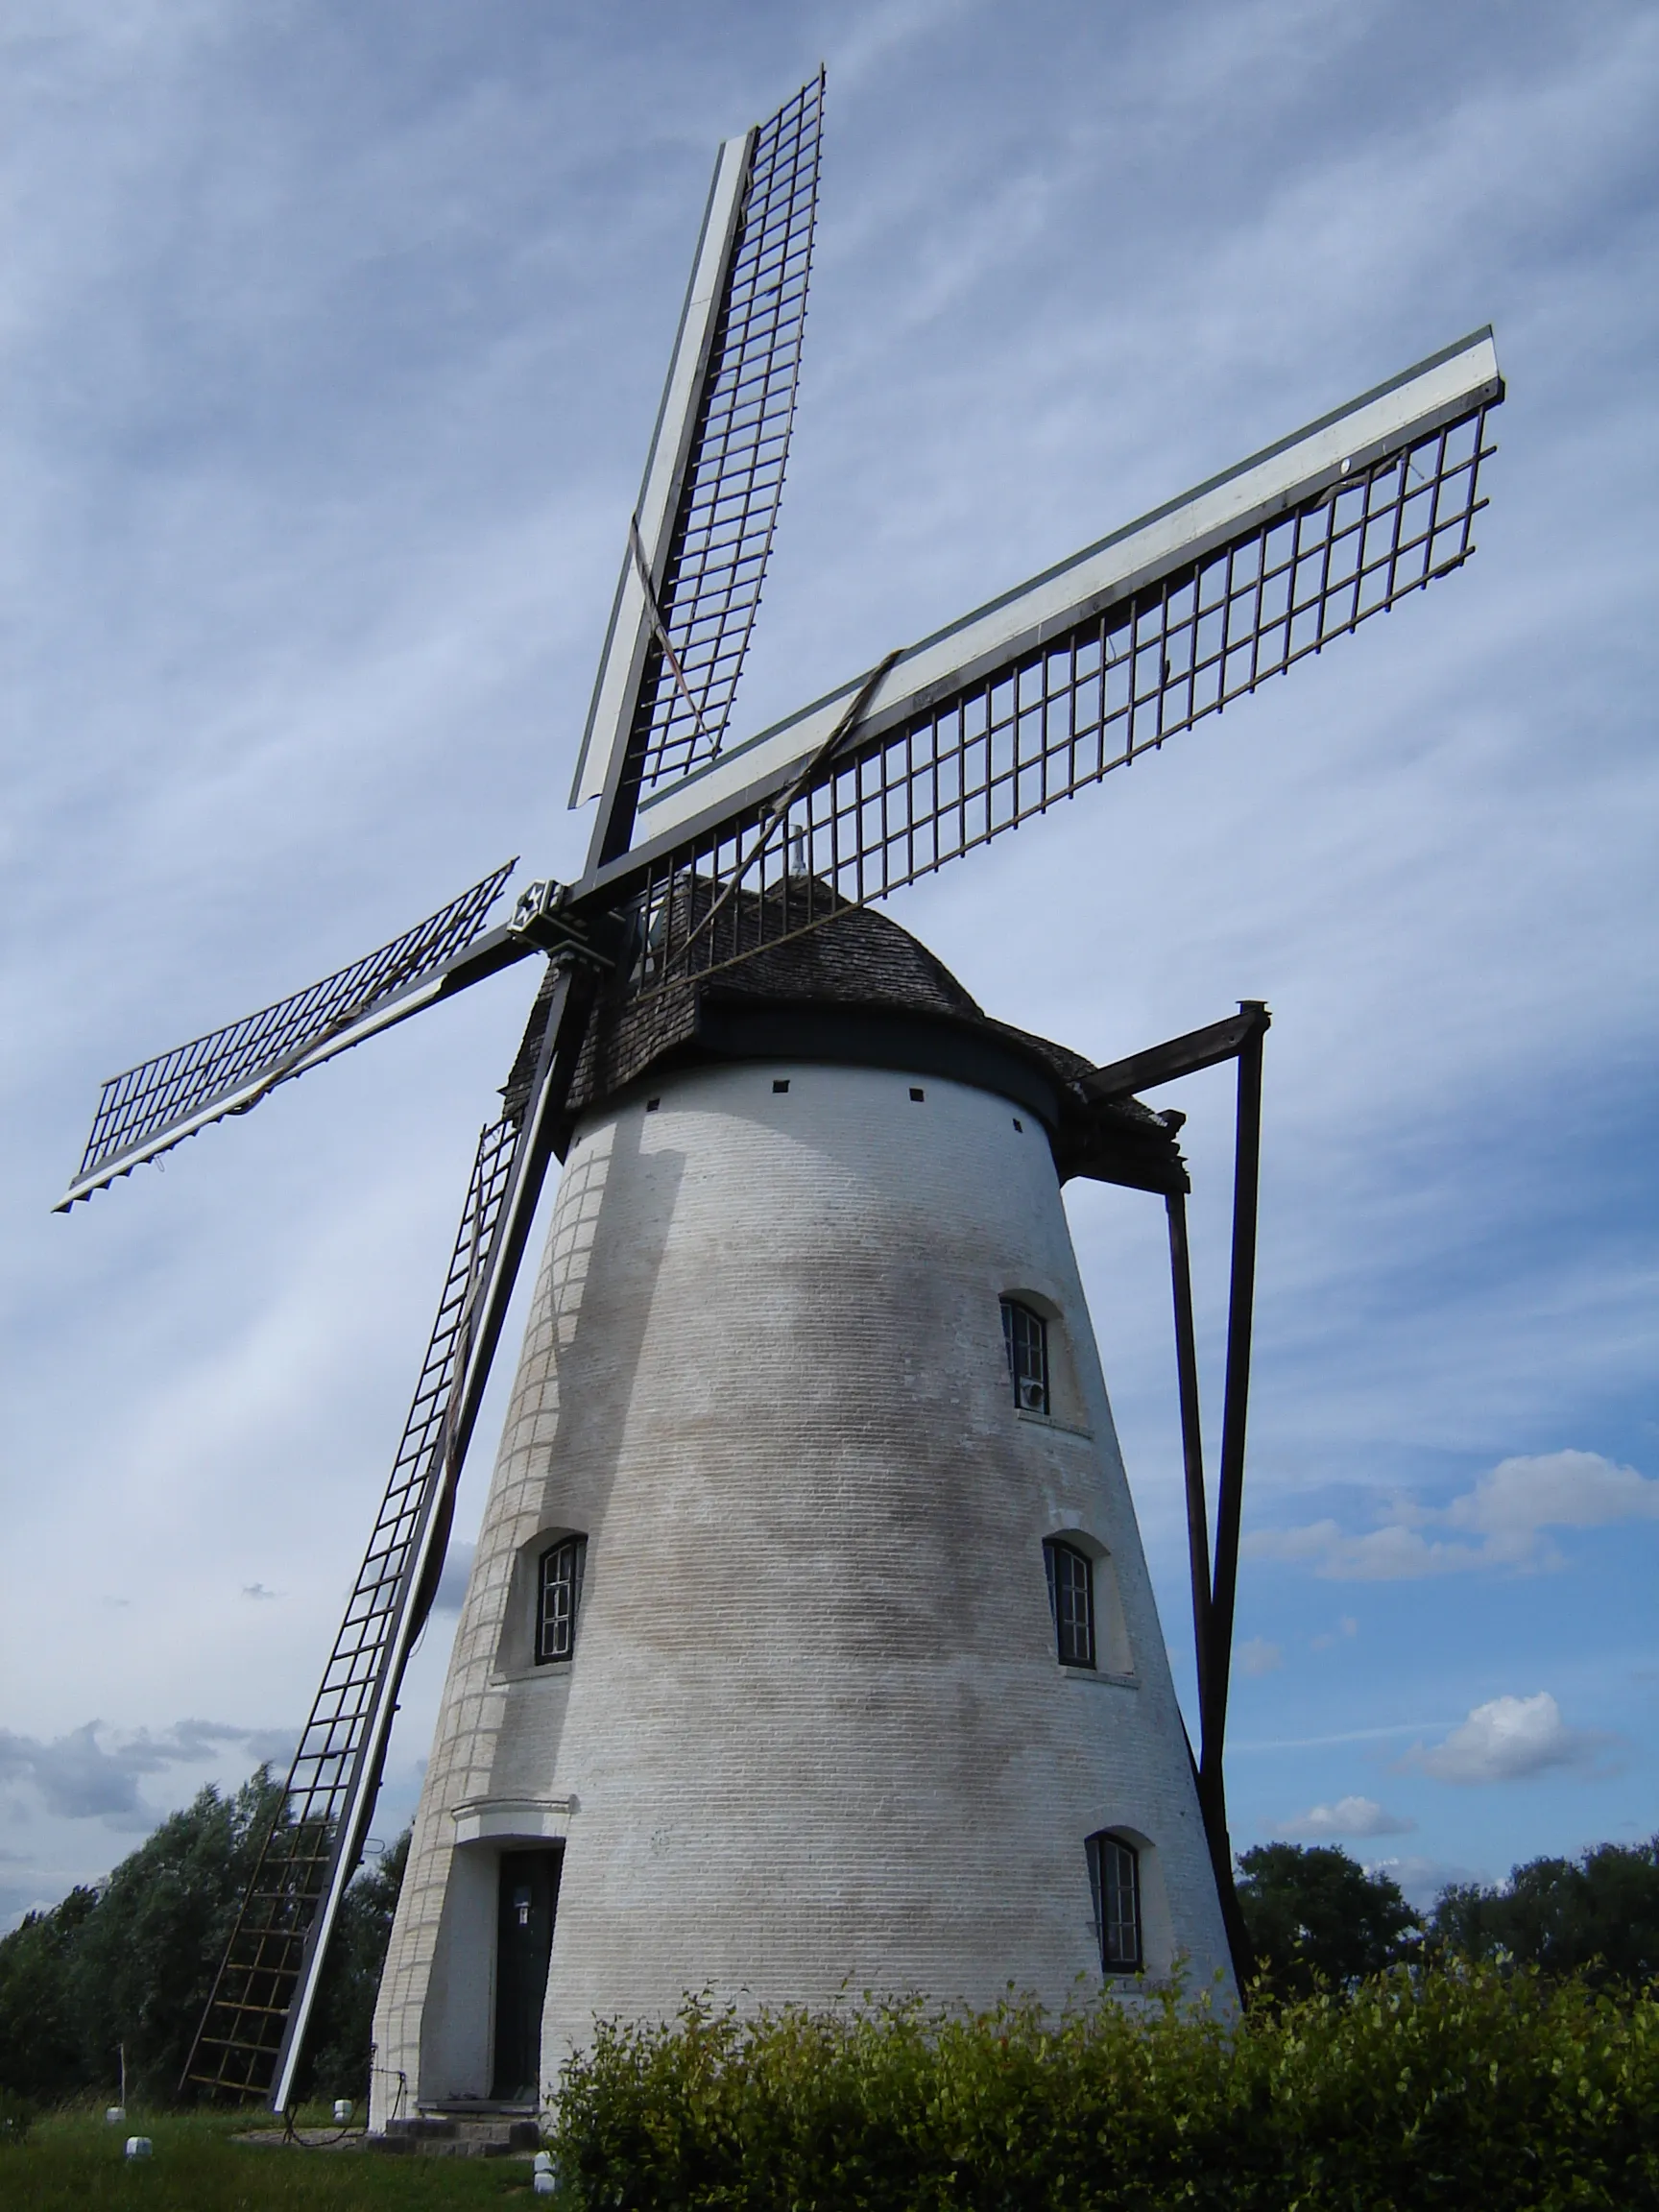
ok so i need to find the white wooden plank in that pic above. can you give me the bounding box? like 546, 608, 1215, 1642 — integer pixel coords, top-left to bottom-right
568, 132, 753, 810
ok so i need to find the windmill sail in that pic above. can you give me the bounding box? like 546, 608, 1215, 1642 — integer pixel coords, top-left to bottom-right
60, 860, 521, 1207
183, 959, 600, 2108
573, 73, 825, 862
181, 1111, 518, 2105
589, 329, 1503, 986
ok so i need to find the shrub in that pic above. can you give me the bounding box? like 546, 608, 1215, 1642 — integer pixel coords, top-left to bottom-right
547, 1962, 1659, 2210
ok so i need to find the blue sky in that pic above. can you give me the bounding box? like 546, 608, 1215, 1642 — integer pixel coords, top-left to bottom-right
3, 0, 1656, 1929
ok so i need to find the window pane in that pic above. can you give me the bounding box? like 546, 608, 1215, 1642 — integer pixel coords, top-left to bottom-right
1000, 1298, 1049, 1414
536, 1537, 586, 1664
1044, 1540, 1095, 1668
1087, 1832, 1142, 1972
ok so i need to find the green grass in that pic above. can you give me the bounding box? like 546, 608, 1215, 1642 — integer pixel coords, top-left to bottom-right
0, 2108, 538, 2210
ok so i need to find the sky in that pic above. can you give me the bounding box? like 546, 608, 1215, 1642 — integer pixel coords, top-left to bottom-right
3, 0, 1656, 1935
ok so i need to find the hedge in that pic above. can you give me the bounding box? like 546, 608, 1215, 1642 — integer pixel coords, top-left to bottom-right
546, 1962, 1659, 2211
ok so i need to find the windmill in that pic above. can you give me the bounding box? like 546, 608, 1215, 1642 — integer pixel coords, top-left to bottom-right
59, 72, 1502, 2121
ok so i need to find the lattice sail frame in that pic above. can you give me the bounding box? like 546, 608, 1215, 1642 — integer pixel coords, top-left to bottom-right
604, 390, 1499, 992
183, 1111, 520, 2102
62, 860, 516, 1205
572, 76, 825, 849
629, 73, 823, 798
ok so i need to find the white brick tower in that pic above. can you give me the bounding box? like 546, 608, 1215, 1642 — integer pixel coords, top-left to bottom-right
370, 906, 1232, 2124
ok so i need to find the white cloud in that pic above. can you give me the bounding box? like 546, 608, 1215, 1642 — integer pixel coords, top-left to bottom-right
0, 1719, 295, 1827
1310, 1615, 1359, 1649
1365, 1854, 1486, 1911
1239, 1636, 1283, 1676
1243, 1518, 1485, 1580
1281, 1794, 1414, 1839
1244, 1453, 1659, 1580
1444, 1451, 1659, 1561
1401, 1693, 1617, 1786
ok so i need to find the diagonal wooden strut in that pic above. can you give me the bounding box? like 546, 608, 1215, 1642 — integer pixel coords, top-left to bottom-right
1196, 1003, 1267, 1985
1071, 998, 1269, 1986
1165, 1189, 1212, 1747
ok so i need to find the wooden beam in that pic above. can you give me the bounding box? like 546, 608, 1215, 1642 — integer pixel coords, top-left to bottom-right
1080, 1004, 1268, 1106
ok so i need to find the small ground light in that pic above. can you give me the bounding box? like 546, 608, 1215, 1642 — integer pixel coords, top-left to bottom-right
534, 2149, 556, 2196
125, 2137, 153, 2159
332, 2099, 353, 2123
105, 2106, 125, 2125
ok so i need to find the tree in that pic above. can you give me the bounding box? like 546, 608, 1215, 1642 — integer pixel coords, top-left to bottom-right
0, 1769, 412, 2106
1431, 1835, 1659, 1988
0, 1885, 100, 2103
0, 1775, 278, 2103
1237, 1842, 1420, 1996
65, 1767, 285, 2101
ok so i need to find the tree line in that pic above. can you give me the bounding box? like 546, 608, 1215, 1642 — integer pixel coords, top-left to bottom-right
1238, 1835, 1659, 1994
0, 1765, 1654, 2105
0, 1767, 407, 2106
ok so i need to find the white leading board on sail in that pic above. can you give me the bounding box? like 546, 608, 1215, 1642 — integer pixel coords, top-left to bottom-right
604, 326, 1503, 864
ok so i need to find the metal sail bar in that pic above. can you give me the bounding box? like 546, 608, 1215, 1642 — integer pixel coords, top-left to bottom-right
589, 330, 1503, 988
60, 861, 518, 1207
182, 1110, 520, 2104
573, 73, 826, 857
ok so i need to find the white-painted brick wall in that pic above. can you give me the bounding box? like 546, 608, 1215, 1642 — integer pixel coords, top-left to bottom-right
371, 1057, 1231, 2125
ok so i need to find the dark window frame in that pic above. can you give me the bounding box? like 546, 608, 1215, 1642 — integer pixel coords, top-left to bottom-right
535, 1535, 587, 1666
1000, 1297, 1049, 1414
1044, 1537, 1096, 1669
1086, 1831, 1143, 1974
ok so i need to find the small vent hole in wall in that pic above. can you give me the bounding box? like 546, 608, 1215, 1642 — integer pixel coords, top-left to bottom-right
1012, 1117, 1023, 1132
646, 1098, 661, 1113
773, 1079, 790, 1094
909, 1087, 926, 1103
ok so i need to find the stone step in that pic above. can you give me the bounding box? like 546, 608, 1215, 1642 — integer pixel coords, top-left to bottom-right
373, 2113, 540, 2158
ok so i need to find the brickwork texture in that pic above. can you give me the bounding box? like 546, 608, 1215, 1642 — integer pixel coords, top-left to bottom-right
371, 1055, 1230, 2124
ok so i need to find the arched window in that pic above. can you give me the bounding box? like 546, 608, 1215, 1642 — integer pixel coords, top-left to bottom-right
536, 1536, 587, 1665
1000, 1298, 1048, 1413
1086, 1831, 1142, 1972
1044, 1537, 1095, 1669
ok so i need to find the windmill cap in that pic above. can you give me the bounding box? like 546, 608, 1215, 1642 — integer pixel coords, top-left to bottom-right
548, 885, 1181, 1193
